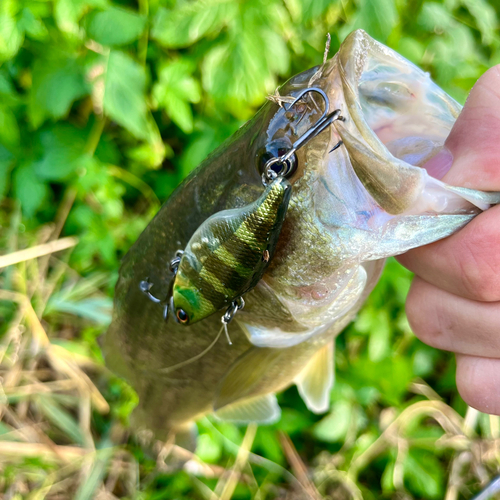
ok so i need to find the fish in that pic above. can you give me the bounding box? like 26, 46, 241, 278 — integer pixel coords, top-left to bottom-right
102, 29, 500, 445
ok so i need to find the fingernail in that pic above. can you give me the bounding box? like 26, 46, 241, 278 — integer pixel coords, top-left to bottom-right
423, 147, 453, 180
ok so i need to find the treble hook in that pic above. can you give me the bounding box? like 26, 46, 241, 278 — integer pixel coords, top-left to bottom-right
263, 87, 344, 183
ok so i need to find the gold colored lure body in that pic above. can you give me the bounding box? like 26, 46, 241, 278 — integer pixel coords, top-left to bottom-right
173, 176, 292, 325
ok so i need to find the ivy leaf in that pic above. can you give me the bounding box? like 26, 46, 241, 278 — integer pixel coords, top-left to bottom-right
151, 1, 235, 48
152, 60, 201, 133
85, 7, 146, 46
32, 124, 88, 181
13, 163, 49, 217
29, 55, 89, 128
102, 51, 150, 141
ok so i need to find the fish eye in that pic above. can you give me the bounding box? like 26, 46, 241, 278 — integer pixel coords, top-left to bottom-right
256, 140, 297, 179
176, 309, 189, 324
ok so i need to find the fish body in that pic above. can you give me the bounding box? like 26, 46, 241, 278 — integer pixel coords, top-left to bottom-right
173, 176, 292, 324
103, 30, 500, 440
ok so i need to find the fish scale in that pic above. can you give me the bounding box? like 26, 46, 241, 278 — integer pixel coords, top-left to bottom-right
172, 176, 292, 324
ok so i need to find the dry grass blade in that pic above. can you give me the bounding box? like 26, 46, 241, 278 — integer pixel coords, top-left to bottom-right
278, 431, 321, 500
211, 423, 258, 500
0, 441, 87, 460
0, 237, 78, 269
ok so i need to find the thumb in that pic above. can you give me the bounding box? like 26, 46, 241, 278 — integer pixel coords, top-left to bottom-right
431, 65, 500, 190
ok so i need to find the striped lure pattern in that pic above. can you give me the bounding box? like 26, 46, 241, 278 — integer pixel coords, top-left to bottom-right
172, 176, 292, 324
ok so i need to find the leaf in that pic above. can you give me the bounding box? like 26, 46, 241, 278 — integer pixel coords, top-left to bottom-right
152, 60, 201, 133
349, 0, 398, 42
32, 124, 88, 181
368, 309, 391, 362
313, 400, 353, 443
151, 2, 235, 48
460, 0, 498, 46
196, 433, 222, 463
201, 3, 290, 106
54, 0, 109, 36
404, 449, 444, 499
0, 105, 19, 148
0, 1, 24, 62
0, 145, 14, 198
102, 51, 150, 141
18, 7, 48, 41
85, 7, 146, 46
29, 55, 88, 127
13, 163, 49, 217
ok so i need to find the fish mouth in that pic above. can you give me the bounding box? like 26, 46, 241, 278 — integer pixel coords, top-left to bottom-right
302, 29, 490, 217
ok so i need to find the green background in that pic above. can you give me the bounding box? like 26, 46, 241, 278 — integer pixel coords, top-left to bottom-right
1, 0, 500, 498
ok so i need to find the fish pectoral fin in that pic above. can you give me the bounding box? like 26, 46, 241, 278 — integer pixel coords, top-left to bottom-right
215, 347, 285, 409
214, 394, 281, 424
295, 342, 334, 414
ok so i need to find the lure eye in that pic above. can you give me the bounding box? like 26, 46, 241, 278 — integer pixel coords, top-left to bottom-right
176, 309, 189, 324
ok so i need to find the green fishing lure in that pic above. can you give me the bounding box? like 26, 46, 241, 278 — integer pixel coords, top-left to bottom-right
172, 176, 291, 325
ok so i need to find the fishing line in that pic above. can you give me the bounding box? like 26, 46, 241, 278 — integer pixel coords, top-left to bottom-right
156, 324, 225, 375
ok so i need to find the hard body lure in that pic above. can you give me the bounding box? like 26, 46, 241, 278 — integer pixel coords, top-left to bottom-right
172, 176, 292, 325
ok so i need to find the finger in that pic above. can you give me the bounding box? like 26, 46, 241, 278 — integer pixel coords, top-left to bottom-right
398, 65, 500, 301
397, 205, 500, 301
443, 64, 500, 189
406, 277, 500, 357
456, 354, 500, 415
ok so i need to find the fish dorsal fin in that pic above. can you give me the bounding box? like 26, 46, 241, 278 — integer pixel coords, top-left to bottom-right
214, 394, 281, 424
295, 342, 334, 414
215, 347, 285, 409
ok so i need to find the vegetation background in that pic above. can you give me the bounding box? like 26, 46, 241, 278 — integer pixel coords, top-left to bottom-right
1, 0, 500, 498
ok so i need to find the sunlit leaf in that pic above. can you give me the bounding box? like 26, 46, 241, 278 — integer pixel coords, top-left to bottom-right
102, 51, 151, 140
54, 0, 109, 35
85, 6, 146, 46
0, 106, 19, 149
29, 55, 89, 127
0, 1, 24, 62
350, 0, 398, 42
18, 7, 48, 40
152, 59, 201, 133
151, 1, 235, 48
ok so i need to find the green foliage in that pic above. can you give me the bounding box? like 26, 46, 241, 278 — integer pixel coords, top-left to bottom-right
1, 0, 500, 498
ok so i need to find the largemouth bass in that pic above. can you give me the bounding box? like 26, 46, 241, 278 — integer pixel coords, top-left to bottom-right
102, 30, 500, 442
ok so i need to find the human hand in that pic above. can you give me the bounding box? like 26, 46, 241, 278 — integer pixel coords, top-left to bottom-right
397, 66, 500, 414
